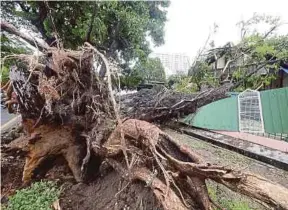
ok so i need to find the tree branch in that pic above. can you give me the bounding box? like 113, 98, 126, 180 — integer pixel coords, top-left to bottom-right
232, 59, 282, 89
85, 3, 98, 42
16, 1, 55, 46
1, 21, 49, 51
17, 2, 31, 13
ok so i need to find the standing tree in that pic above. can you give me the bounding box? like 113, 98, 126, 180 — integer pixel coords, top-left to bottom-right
1, 1, 169, 66
133, 57, 166, 83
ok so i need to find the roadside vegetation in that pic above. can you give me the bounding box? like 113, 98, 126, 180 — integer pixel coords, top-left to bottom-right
3, 181, 60, 210
208, 185, 252, 210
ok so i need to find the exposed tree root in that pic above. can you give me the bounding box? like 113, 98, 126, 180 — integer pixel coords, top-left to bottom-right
97, 119, 288, 209
1, 23, 288, 209
133, 167, 188, 210
163, 148, 288, 209
6, 118, 288, 209
6, 124, 86, 184
105, 158, 188, 210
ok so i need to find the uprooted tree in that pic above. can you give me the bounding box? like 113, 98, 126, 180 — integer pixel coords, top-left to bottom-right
2, 21, 288, 210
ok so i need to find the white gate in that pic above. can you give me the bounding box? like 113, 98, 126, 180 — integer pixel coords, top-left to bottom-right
238, 89, 264, 133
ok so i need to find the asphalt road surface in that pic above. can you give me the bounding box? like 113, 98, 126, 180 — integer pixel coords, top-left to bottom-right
1, 107, 16, 125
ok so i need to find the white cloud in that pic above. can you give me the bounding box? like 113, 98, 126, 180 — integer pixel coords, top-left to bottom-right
153, 0, 288, 60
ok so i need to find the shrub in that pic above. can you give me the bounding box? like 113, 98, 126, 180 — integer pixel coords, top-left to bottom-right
5, 181, 60, 210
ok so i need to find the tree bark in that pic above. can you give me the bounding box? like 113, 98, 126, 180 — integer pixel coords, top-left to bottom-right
85, 3, 98, 43
1, 21, 49, 51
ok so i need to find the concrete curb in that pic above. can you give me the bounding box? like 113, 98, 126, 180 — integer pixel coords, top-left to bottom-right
1, 115, 21, 134
167, 122, 288, 171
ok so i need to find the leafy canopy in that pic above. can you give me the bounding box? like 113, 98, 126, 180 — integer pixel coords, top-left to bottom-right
133, 57, 166, 82
0, 34, 32, 84
120, 57, 166, 89
1, 1, 169, 63
231, 14, 288, 90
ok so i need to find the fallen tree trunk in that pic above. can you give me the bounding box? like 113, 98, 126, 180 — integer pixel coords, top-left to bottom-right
120, 84, 232, 122
2, 22, 288, 210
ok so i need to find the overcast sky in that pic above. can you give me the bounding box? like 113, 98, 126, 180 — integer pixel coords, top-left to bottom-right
152, 0, 288, 59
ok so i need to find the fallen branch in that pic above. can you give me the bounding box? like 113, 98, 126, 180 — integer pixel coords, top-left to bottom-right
1, 21, 50, 51
164, 151, 288, 209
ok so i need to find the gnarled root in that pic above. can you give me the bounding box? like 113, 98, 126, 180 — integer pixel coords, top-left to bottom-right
1, 80, 19, 113
98, 119, 288, 210
7, 117, 288, 209
164, 150, 288, 209
6, 123, 86, 185
106, 158, 189, 210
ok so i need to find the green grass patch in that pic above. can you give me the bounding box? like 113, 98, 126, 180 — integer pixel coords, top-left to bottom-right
4, 181, 60, 210
208, 184, 252, 210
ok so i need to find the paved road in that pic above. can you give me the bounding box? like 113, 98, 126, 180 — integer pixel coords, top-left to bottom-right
1, 107, 17, 125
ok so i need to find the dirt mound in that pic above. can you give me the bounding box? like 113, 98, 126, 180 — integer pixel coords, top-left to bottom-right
1, 150, 159, 210
60, 170, 160, 210
1, 154, 24, 202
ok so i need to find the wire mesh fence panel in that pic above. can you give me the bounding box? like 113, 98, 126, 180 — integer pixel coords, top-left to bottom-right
238, 89, 264, 134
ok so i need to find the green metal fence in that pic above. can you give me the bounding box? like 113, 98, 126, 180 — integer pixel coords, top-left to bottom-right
260, 87, 288, 140
182, 87, 288, 141
183, 97, 238, 131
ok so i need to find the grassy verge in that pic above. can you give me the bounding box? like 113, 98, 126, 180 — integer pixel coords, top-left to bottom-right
207, 183, 253, 210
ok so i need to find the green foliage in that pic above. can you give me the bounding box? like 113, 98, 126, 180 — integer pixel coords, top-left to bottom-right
169, 61, 219, 93
0, 66, 10, 85
225, 201, 251, 210
133, 57, 166, 83
174, 76, 198, 93
207, 185, 252, 210
243, 34, 287, 63
120, 72, 143, 89
231, 14, 288, 90
1, 34, 32, 85
232, 67, 277, 91
4, 181, 60, 210
1, 1, 169, 63
188, 61, 219, 91
1, 34, 31, 61
167, 74, 186, 88
190, 14, 288, 91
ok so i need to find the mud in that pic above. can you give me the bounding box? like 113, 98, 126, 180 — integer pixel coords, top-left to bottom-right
1, 154, 24, 203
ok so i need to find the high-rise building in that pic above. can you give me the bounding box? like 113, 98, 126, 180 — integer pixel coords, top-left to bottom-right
150, 53, 191, 76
